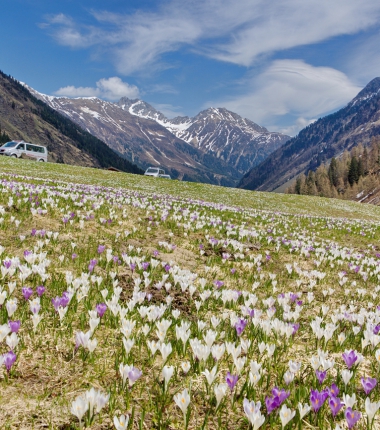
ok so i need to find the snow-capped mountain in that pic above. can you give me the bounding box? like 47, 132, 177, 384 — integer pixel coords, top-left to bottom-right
24, 85, 239, 185
118, 98, 290, 174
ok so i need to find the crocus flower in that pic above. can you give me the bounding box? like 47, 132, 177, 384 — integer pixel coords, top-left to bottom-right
97, 245, 106, 254
3, 350, 16, 372
114, 414, 129, 430
36, 285, 45, 296
279, 404, 296, 428
22, 287, 33, 300
365, 398, 380, 424
8, 320, 20, 333
226, 372, 238, 391
316, 369, 327, 384
213, 280, 224, 289
173, 388, 190, 417
96, 303, 107, 318
329, 396, 343, 417
310, 389, 328, 412
345, 407, 361, 429
235, 318, 247, 336
128, 366, 142, 386
361, 377, 377, 395
342, 350, 358, 369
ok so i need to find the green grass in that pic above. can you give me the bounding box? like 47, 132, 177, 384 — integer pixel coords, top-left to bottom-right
1, 157, 379, 220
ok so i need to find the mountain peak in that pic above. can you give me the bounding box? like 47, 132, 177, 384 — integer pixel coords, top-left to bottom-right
351, 77, 380, 104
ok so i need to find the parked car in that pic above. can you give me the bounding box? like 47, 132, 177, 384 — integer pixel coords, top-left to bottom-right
0, 140, 47, 162
159, 174, 171, 179
144, 167, 165, 177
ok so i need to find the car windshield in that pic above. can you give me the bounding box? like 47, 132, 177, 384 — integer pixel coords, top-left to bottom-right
146, 168, 159, 173
2, 141, 18, 148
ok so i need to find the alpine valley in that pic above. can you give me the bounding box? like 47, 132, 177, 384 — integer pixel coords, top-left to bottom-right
24, 85, 290, 185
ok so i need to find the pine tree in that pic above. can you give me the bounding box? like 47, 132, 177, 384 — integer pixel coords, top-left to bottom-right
328, 157, 339, 187
348, 157, 359, 186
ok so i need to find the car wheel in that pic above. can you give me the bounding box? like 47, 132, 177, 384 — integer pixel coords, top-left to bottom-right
11, 154, 17, 158
38, 159, 44, 162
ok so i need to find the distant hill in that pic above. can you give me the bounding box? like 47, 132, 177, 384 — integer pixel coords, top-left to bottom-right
0, 71, 143, 174
239, 77, 380, 191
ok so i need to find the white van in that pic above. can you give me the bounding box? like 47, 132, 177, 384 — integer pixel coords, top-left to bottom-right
144, 167, 165, 177
0, 140, 48, 162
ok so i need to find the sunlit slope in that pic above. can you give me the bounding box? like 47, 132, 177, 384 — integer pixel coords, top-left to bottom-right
1, 156, 380, 221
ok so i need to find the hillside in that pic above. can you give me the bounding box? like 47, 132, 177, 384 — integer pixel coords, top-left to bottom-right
0, 71, 142, 174
239, 77, 380, 191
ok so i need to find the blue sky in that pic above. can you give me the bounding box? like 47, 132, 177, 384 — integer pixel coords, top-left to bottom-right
2, 0, 380, 135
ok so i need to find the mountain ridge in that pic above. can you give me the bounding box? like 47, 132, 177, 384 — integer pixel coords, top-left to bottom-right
239, 77, 380, 191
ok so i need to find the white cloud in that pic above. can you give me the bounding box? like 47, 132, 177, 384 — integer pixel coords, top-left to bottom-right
209, 60, 361, 135
344, 30, 380, 84
43, 0, 380, 73
55, 77, 139, 100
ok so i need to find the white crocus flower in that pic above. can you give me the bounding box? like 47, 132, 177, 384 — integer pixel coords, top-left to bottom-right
279, 404, 296, 428
173, 388, 190, 417
114, 414, 129, 430
71, 395, 88, 424
6, 332, 19, 350
0, 323, 11, 342
162, 365, 174, 391
365, 397, 380, 423
342, 393, 357, 408
298, 402, 311, 419
202, 366, 217, 386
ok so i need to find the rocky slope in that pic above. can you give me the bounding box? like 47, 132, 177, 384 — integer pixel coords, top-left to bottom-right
0, 71, 142, 173
119, 98, 290, 174
239, 78, 380, 191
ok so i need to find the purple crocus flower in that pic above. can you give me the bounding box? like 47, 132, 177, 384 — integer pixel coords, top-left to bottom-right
345, 407, 361, 429
8, 320, 21, 333
226, 372, 238, 391
22, 287, 33, 301
164, 264, 171, 272
235, 318, 247, 336
3, 260, 11, 269
342, 350, 358, 369
128, 367, 142, 385
265, 387, 290, 414
310, 389, 328, 412
88, 259, 98, 273
96, 303, 107, 318
52, 297, 62, 311
272, 387, 290, 403
361, 377, 377, 395
130, 263, 136, 272
327, 383, 339, 398
292, 323, 300, 335
230, 268, 236, 274
97, 245, 106, 254
153, 250, 159, 257
265, 395, 281, 414
329, 396, 343, 417
72, 253, 78, 260
60, 292, 70, 308
141, 262, 150, 271
3, 351, 17, 372
213, 280, 224, 289
36, 285, 45, 297
316, 369, 327, 384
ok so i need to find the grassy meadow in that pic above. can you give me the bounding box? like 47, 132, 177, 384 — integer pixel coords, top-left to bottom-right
0, 157, 380, 429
